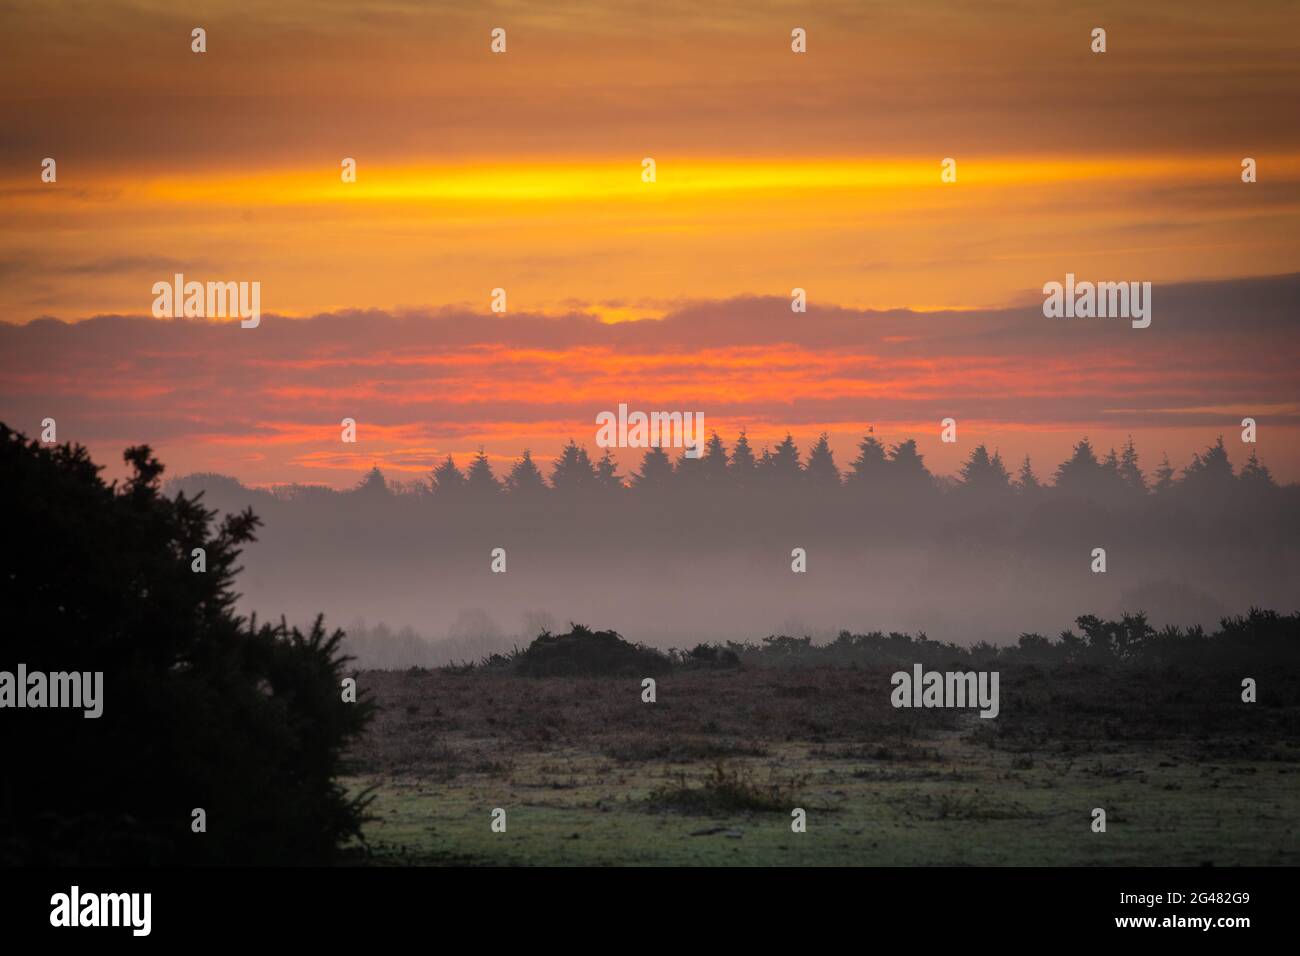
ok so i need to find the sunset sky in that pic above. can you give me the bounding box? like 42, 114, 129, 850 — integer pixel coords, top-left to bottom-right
2, 0, 1298, 484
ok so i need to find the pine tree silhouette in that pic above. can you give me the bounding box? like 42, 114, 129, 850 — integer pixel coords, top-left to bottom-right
700, 432, 729, 484
1118, 436, 1146, 493
847, 430, 889, 487
804, 432, 841, 486
1181, 437, 1236, 501
958, 444, 1012, 495
594, 448, 623, 491
768, 433, 802, 485
888, 439, 932, 492
729, 429, 757, 487
1016, 455, 1042, 497
1152, 452, 1176, 495
431, 455, 465, 497
505, 449, 548, 496
632, 446, 674, 488
550, 439, 597, 495
465, 447, 501, 497
355, 464, 390, 497
1240, 448, 1276, 490
1053, 438, 1104, 499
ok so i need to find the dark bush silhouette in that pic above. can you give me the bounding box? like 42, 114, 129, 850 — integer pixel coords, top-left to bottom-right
514, 624, 670, 677
691, 609, 1299, 671
0, 425, 373, 865
454, 610, 1297, 676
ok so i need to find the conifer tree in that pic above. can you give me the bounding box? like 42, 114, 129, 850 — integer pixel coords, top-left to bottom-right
505, 449, 548, 496
729, 429, 757, 485
1016, 455, 1042, 496
430, 456, 465, 496
1152, 452, 1176, 495
550, 439, 596, 494
804, 432, 841, 486
847, 430, 889, 486
700, 432, 729, 484
768, 433, 802, 483
1239, 448, 1276, 490
465, 447, 501, 496
632, 446, 673, 488
1118, 436, 1146, 493
594, 448, 623, 491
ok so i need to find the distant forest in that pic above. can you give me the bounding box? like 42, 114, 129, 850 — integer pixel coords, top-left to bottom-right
186, 430, 1285, 510
166, 431, 1297, 662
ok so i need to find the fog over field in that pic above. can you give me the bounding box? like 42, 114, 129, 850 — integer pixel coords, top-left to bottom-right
169, 436, 1297, 668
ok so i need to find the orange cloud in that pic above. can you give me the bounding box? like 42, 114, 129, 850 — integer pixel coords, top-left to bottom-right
1, 278, 1296, 486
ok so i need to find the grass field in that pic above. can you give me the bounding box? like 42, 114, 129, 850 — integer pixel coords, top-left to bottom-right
342, 665, 1300, 866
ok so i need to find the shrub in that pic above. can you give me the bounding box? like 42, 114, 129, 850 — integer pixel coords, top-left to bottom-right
0, 426, 373, 864
514, 624, 670, 677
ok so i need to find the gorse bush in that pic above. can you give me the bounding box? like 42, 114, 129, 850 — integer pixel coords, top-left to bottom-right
514, 624, 671, 677
0, 425, 374, 864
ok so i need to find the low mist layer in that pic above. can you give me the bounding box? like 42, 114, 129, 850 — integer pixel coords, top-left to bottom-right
167, 433, 1297, 667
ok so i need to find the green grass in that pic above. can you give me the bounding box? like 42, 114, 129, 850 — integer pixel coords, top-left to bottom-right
343, 733, 1300, 866
338, 664, 1300, 865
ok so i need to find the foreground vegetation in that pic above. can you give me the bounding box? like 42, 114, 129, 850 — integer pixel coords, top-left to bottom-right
2, 427, 372, 866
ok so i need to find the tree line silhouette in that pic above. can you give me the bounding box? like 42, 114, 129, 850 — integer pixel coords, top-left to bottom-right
358, 430, 1281, 511
166, 427, 1296, 656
